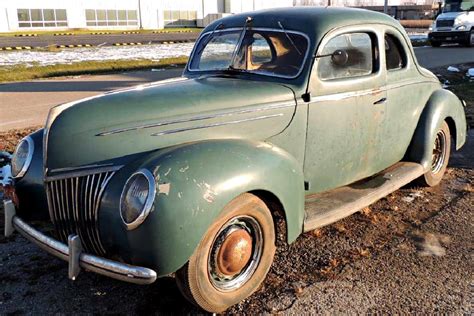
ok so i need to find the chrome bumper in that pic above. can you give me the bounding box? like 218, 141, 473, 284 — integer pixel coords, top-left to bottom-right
3, 200, 157, 285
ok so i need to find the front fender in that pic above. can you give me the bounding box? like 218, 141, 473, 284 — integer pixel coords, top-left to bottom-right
99, 139, 305, 276
406, 89, 467, 170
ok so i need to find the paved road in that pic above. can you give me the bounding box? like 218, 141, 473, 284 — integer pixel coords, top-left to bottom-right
414, 45, 474, 69
0, 32, 200, 48
0, 45, 473, 132
0, 68, 184, 131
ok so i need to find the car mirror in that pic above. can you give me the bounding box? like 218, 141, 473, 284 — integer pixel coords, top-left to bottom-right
331, 49, 349, 66
315, 49, 349, 66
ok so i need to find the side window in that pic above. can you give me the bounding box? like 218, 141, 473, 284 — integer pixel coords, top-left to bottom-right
318, 32, 377, 80
385, 34, 407, 71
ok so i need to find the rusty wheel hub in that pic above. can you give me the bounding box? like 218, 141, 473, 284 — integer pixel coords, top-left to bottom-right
216, 229, 253, 277
209, 216, 263, 291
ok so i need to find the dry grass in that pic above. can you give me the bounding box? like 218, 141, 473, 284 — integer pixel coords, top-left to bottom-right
0, 57, 188, 83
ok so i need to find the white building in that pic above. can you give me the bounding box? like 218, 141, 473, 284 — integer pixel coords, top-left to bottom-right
0, 0, 437, 33
0, 0, 293, 32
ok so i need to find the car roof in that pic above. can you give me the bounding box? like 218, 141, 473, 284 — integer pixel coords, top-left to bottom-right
204, 7, 405, 41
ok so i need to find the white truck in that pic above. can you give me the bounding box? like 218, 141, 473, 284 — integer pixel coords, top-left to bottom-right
428, 0, 474, 47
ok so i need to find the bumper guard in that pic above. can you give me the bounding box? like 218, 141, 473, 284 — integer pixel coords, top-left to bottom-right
3, 199, 157, 285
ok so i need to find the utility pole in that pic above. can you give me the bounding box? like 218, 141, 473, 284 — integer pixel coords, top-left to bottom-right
384, 0, 388, 14
138, 0, 143, 29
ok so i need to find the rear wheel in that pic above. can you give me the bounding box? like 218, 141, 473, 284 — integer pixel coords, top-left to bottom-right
176, 193, 276, 313
416, 121, 451, 187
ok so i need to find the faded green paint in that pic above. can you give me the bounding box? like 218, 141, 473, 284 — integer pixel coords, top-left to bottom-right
99, 139, 304, 276
47, 78, 296, 171
12, 7, 468, 279
406, 89, 467, 168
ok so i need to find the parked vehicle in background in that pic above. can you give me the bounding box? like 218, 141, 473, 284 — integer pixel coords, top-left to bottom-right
1, 7, 467, 313
429, 0, 474, 47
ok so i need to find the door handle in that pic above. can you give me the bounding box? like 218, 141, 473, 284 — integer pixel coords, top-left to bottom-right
373, 97, 387, 105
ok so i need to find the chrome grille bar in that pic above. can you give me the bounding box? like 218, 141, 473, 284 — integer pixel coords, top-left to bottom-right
45, 170, 115, 256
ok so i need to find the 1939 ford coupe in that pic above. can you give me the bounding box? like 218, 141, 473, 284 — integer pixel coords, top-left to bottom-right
1, 7, 467, 312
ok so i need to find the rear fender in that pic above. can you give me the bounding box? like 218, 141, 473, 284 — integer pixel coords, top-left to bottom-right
406, 89, 467, 169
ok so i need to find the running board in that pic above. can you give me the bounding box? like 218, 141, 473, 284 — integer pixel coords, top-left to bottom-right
303, 162, 425, 232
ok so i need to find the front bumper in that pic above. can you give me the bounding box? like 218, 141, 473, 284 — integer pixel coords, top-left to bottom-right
3, 199, 157, 285
428, 31, 470, 43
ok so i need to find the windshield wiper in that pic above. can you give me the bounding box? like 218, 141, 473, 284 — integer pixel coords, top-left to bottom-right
278, 21, 302, 56
228, 16, 253, 70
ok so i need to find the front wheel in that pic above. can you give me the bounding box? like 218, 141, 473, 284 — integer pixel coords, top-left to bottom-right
176, 193, 276, 313
416, 121, 451, 187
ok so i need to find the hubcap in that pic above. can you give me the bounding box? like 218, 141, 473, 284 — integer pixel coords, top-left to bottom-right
431, 130, 447, 174
216, 229, 253, 276
208, 216, 263, 291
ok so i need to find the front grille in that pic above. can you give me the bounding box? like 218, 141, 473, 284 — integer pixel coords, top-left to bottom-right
45, 171, 115, 256
436, 19, 454, 28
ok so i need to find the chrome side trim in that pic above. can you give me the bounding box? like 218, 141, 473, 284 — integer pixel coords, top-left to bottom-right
151, 113, 284, 136
309, 80, 432, 103
310, 88, 385, 103
4, 201, 157, 285
187, 27, 311, 80
96, 101, 295, 137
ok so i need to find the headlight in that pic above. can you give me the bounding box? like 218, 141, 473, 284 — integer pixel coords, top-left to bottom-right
456, 25, 467, 30
11, 136, 34, 178
120, 169, 156, 230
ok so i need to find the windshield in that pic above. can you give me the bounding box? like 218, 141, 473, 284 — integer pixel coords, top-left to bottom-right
188, 28, 309, 78
443, 0, 474, 12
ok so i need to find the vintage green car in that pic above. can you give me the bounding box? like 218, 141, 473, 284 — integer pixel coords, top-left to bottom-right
1, 7, 467, 312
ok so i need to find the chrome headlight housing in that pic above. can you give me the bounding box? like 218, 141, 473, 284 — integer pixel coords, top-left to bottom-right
120, 169, 156, 230
11, 136, 34, 178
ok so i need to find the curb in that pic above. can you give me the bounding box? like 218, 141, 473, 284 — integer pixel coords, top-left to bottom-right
91, 32, 111, 35
152, 30, 194, 34
122, 31, 140, 34
14, 34, 38, 37
53, 32, 74, 36
0, 46, 32, 51
113, 42, 143, 46
56, 44, 92, 48
161, 40, 192, 44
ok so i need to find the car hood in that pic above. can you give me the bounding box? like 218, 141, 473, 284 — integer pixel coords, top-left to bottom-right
45, 76, 296, 172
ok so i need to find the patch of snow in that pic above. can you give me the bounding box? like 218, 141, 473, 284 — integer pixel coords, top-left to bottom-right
0, 43, 195, 67
447, 66, 460, 72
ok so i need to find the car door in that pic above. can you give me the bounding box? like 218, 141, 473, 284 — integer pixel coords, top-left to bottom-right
304, 27, 387, 194
380, 29, 433, 168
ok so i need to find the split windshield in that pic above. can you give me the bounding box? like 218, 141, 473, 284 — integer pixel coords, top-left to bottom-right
443, 0, 474, 12
188, 28, 309, 78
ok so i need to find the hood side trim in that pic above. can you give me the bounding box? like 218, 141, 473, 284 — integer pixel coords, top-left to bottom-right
96, 100, 295, 137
